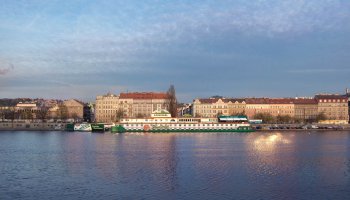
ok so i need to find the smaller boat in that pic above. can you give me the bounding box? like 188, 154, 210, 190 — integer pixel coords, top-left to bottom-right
74, 123, 92, 132
91, 123, 105, 132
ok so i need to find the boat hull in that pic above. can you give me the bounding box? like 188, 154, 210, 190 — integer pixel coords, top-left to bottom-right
112, 124, 254, 133
91, 124, 105, 132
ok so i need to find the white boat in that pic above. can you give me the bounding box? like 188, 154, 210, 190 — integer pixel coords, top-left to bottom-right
113, 110, 253, 133
74, 123, 92, 132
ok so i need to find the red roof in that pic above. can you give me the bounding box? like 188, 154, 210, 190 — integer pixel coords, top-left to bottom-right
293, 99, 318, 104
195, 98, 245, 104
246, 98, 295, 104
315, 94, 348, 100
119, 92, 168, 99
245, 98, 270, 104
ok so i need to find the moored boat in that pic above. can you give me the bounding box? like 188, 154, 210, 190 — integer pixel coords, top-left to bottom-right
74, 123, 92, 132
111, 110, 254, 133
91, 123, 105, 132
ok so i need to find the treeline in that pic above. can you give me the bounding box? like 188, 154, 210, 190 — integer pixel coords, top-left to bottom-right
0, 105, 70, 122
253, 113, 327, 124
0, 98, 32, 107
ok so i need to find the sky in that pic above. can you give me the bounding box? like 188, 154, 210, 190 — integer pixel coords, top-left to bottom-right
0, 0, 350, 102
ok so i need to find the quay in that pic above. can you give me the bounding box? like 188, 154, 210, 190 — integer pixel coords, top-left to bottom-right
1, 122, 350, 132
0, 121, 67, 131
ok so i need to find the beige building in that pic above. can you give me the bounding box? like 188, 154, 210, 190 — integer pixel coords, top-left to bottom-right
236, 98, 295, 119
192, 98, 246, 118
95, 92, 168, 123
119, 92, 168, 118
315, 94, 349, 121
268, 99, 295, 117
95, 93, 120, 123
245, 98, 272, 119
293, 98, 318, 121
63, 99, 84, 120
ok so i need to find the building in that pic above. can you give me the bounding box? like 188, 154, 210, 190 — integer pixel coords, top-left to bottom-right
119, 92, 168, 118
15, 102, 38, 111
269, 98, 295, 117
293, 98, 318, 122
192, 98, 246, 118
95, 93, 120, 123
63, 99, 84, 120
315, 94, 349, 123
245, 98, 272, 119
95, 92, 168, 123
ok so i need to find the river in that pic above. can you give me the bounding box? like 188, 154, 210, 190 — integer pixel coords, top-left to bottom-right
1, 131, 350, 200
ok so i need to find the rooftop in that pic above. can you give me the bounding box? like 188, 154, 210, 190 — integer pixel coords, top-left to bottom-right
120, 92, 168, 99
314, 94, 348, 100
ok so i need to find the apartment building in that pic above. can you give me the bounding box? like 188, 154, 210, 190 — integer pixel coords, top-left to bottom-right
192, 98, 246, 117
95, 92, 168, 123
293, 98, 318, 121
315, 94, 349, 122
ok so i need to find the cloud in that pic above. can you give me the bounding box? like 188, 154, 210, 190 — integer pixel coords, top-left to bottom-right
0, 60, 14, 75
287, 69, 350, 74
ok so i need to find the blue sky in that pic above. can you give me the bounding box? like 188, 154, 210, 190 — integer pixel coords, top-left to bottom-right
1, 0, 350, 102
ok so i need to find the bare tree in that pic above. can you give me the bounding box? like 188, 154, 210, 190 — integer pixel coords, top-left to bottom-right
316, 112, 327, 122
20, 110, 33, 121
0, 110, 4, 122
136, 113, 145, 118
36, 106, 50, 122
115, 108, 125, 122
57, 104, 68, 121
166, 85, 177, 117
5, 108, 18, 128
71, 113, 79, 122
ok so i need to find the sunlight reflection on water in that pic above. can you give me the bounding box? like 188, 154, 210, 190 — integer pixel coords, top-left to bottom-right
0, 131, 350, 200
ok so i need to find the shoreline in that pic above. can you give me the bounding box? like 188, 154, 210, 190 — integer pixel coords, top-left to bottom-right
1, 122, 349, 132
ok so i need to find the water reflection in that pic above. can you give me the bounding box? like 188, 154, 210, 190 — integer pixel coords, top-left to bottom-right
1, 131, 350, 200
252, 132, 292, 153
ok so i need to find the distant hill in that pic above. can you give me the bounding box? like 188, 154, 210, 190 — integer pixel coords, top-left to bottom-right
0, 98, 32, 107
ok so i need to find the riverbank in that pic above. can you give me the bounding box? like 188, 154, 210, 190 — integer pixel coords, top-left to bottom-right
1, 122, 350, 132
0, 122, 67, 131
252, 123, 350, 131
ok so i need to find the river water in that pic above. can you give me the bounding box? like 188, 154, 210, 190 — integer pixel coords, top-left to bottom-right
1, 131, 350, 200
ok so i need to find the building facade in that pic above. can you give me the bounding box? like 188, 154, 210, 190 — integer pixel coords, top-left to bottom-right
119, 92, 168, 118
95, 92, 168, 123
192, 98, 246, 118
293, 98, 318, 121
245, 98, 272, 119
95, 93, 120, 123
63, 99, 84, 120
315, 94, 349, 122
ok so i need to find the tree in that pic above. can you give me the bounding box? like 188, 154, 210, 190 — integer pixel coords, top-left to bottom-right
293, 117, 303, 124
253, 113, 275, 124
0, 110, 4, 121
316, 112, 327, 122
276, 114, 293, 124
136, 113, 145, 118
57, 105, 68, 121
71, 113, 79, 122
20, 110, 33, 121
115, 108, 125, 122
4, 108, 18, 128
36, 106, 50, 122
166, 85, 178, 117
